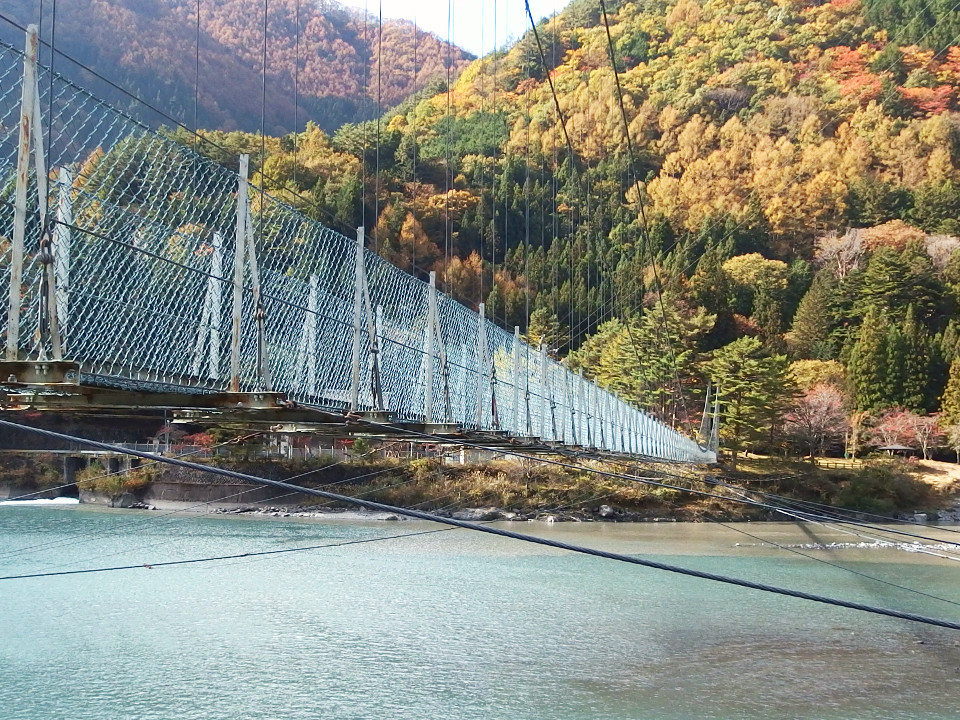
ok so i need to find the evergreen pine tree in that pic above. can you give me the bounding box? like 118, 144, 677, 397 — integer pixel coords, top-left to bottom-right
942, 319, 960, 363
855, 242, 942, 323
848, 306, 889, 411
754, 284, 785, 353
927, 341, 949, 413
899, 305, 930, 411
786, 271, 834, 359
690, 246, 731, 314
884, 324, 907, 407
783, 258, 813, 323
566, 319, 624, 378
525, 307, 568, 353
942, 357, 960, 425
707, 336, 793, 461
690, 245, 736, 349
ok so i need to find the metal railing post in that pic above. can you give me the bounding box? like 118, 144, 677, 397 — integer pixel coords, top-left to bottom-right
423, 271, 437, 422
539, 343, 548, 439
350, 227, 365, 411
6, 26, 38, 360
229, 156, 248, 391
512, 326, 521, 435
476, 303, 487, 427
192, 232, 222, 379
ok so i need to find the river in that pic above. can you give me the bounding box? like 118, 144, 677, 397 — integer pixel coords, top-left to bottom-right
2, 504, 960, 719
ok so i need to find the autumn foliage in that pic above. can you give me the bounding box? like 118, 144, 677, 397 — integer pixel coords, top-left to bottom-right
34, 0, 960, 459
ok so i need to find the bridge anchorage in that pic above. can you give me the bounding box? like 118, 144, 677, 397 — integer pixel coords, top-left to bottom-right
0, 26, 715, 464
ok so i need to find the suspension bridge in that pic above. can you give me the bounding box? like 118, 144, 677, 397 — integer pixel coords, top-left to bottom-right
0, 26, 716, 464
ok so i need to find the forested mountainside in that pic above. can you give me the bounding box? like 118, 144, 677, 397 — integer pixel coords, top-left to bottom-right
0, 0, 471, 133
88, 0, 960, 455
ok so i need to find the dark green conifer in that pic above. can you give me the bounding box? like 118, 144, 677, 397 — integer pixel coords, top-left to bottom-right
884, 324, 908, 407
941, 319, 959, 362
900, 305, 929, 411
941, 357, 960, 425
848, 306, 889, 411
754, 284, 785, 353
855, 242, 941, 324
787, 271, 834, 359
707, 336, 793, 460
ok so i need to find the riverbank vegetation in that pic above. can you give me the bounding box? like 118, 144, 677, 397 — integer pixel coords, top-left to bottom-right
74, 461, 156, 498
369, 456, 951, 519
0, 454, 61, 489
7, 451, 953, 520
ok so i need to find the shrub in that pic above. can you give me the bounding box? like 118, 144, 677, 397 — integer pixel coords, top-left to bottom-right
76, 461, 155, 498
832, 463, 931, 513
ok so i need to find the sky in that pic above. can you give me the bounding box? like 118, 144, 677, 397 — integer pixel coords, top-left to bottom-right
335, 0, 571, 57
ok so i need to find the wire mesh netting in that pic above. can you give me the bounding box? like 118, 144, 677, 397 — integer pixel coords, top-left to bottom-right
0, 36, 713, 463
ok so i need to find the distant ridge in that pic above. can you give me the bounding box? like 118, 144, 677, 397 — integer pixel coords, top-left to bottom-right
0, 0, 473, 134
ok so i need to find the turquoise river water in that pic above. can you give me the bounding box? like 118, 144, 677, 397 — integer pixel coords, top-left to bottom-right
2, 504, 960, 719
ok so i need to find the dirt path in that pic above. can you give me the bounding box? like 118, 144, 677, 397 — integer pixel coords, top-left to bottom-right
913, 459, 960, 492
